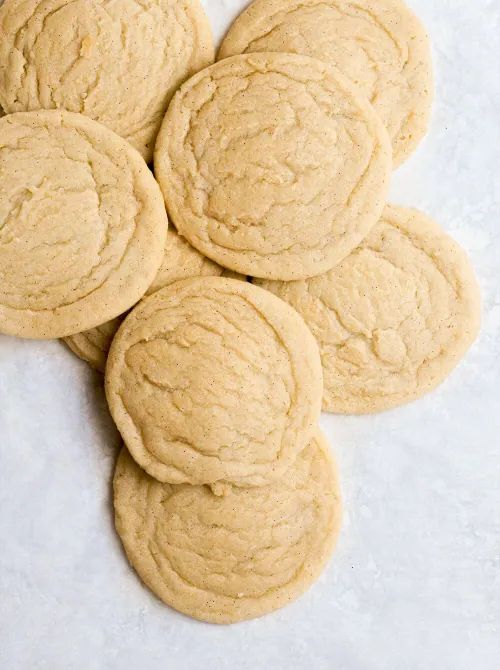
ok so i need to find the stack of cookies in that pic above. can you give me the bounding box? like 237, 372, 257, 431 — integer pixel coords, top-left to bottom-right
108, 277, 341, 623
0, 0, 480, 623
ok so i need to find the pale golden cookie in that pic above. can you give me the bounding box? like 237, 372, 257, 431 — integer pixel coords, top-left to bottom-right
219, 0, 433, 167
64, 227, 223, 372
154, 53, 392, 280
64, 317, 125, 374
256, 206, 481, 414
0, 0, 214, 161
0, 110, 167, 339
105, 277, 323, 486
114, 430, 342, 623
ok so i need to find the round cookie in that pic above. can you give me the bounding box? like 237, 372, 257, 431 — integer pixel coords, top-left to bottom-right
147, 228, 228, 296
64, 227, 224, 372
64, 317, 125, 374
0, 0, 214, 162
105, 277, 323, 487
154, 52, 392, 280
113, 430, 342, 624
256, 205, 481, 414
0, 110, 167, 339
219, 0, 433, 167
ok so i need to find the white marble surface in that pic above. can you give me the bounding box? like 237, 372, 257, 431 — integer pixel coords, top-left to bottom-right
1, 1, 499, 668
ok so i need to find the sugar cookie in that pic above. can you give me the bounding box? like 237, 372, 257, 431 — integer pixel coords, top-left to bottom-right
219, 0, 433, 166
155, 53, 391, 280
0, 0, 214, 161
113, 430, 342, 623
256, 206, 481, 413
0, 110, 167, 339
64, 317, 124, 374
105, 277, 323, 486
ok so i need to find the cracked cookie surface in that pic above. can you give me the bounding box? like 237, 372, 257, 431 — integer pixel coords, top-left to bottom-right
0, 110, 167, 338
0, 0, 214, 161
219, 0, 433, 167
154, 52, 391, 280
64, 227, 224, 372
113, 430, 342, 623
256, 205, 481, 413
105, 277, 323, 486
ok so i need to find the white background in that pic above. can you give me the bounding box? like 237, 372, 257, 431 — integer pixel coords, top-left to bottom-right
1, 1, 499, 668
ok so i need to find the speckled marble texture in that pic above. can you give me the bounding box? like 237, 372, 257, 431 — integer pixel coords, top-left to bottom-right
0, 1, 499, 668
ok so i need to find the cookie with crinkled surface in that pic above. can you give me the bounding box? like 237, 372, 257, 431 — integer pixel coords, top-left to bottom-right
0, 0, 214, 161
64, 317, 125, 374
154, 52, 391, 280
219, 0, 433, 167
105, 277, 323, 487
256, 206, 481, 414
0, 110, 167, 339
113, 430, 342, 624
64, 227, 224, 372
